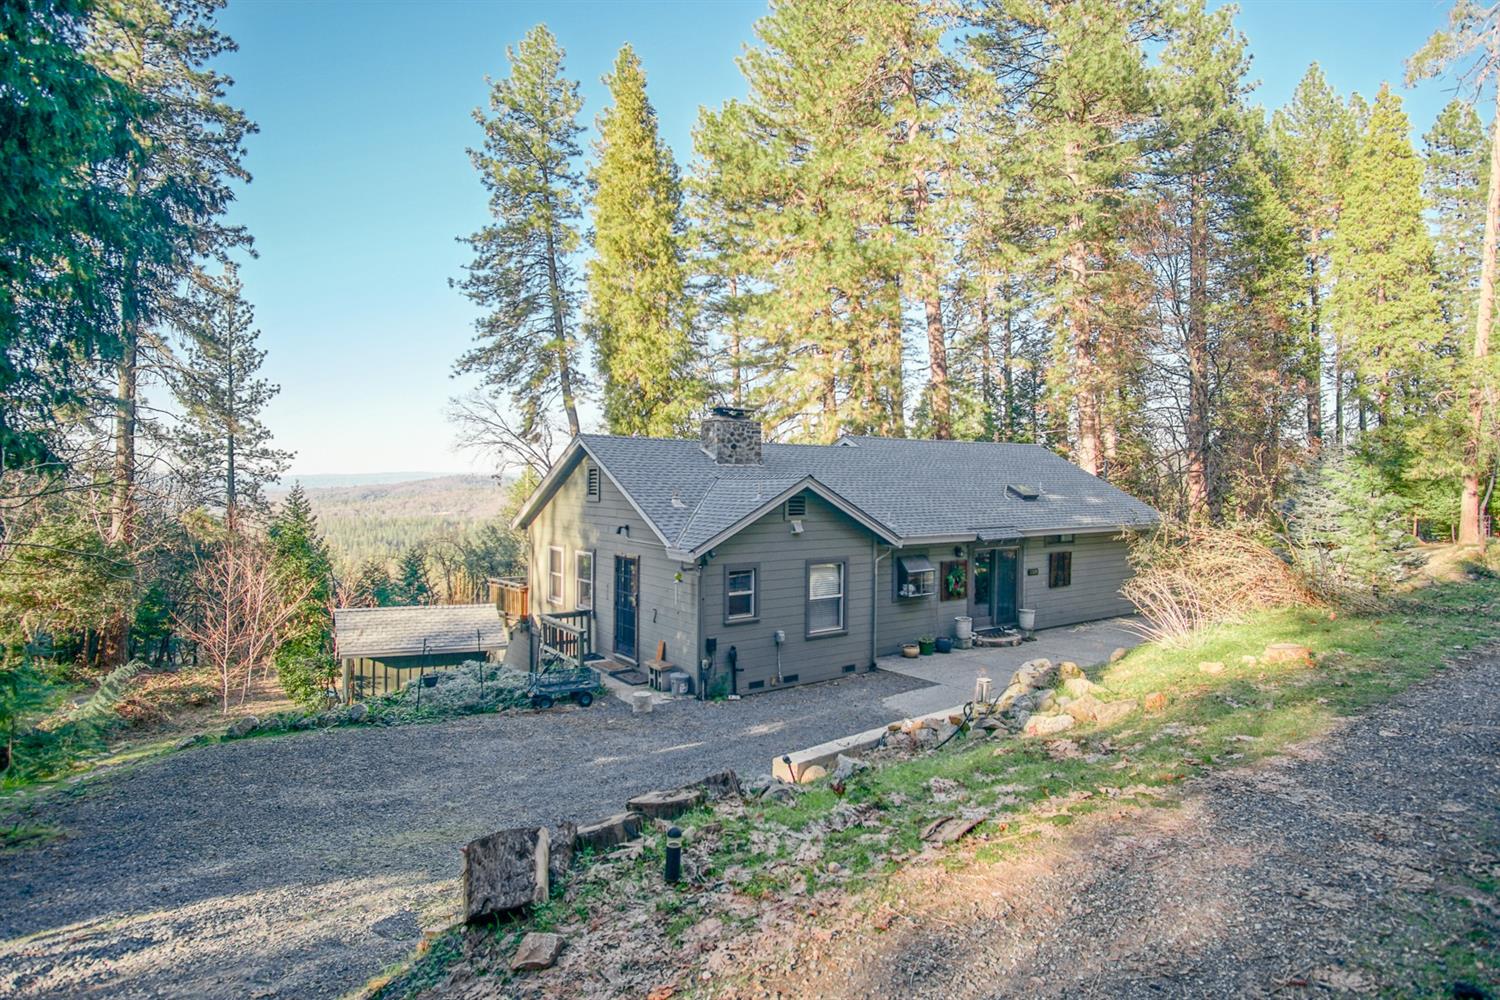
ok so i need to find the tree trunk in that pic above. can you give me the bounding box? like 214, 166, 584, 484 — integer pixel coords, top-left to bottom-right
1185, 172, 1210, 513
1459, 78, 1500, 545
1306, 257, 1323, 451
543, 226, 580, 437
104, 315, 139, 667
1064, 139, 1102, 475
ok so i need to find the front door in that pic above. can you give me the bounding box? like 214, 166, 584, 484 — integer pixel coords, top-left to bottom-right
992, 548, 1019, 626
970, 549, 995, 629
613, 555, 639, 661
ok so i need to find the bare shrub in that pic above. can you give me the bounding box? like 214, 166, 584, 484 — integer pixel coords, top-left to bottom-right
1122, 523, 1324, 646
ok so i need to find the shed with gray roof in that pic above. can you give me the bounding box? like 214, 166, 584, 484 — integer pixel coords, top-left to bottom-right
333, 604, 506, 701
513, 409, 1158, 696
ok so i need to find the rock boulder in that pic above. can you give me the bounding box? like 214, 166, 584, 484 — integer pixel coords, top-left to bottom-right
1022, 713, 1076, 737
462, 826, 550, 922
510, 931, 564, 972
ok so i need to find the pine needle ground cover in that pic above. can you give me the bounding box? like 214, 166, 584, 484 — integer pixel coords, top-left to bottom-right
370, 566, 1500, 1000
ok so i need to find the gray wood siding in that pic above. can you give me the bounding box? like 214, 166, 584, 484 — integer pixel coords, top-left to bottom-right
1019, 532, 1135, 629
526, 462, 698, 671
702, 493, 871, 691
875, 547, 948, 654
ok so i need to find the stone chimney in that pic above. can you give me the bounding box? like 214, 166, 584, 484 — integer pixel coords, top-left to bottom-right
700, 406, 763, 465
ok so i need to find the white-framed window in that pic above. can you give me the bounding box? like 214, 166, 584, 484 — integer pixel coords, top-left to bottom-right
725, 565, 758, 623
807, 560, 846, 636
547, 545, 565, 605
575, 550, 594, 609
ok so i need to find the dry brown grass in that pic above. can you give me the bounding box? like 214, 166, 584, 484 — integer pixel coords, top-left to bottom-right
1122, 523, 1325, 646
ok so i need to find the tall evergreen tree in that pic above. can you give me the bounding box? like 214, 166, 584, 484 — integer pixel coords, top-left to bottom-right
586, 45, 702, 437
455, 25, 587, 452
1328, 85, 1445, 429
1409, 4, 1500, 543
1424, 100, 1489, 346
393, 547, 432, 606
0, 0, 141, 469
173, 264, 291, 527
268, 485, 334, 706
91, 0, 255, 664
1271, 64, 1358, 449
968, 0, 1163, 476
349, 558, 393, 609
694, 0, 958, 442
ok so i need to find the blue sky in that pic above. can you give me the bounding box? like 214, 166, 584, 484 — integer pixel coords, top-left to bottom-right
215, 0, 1474, 477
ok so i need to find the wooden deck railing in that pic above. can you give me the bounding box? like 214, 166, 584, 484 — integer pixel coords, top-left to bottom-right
490, 577, 529, 626
537, 610, 592, 670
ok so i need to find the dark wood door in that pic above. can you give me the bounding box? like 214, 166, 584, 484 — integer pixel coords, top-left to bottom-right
993, 548, 1019, 625
613, 556, 639, 661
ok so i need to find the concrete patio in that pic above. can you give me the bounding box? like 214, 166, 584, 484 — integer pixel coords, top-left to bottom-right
873, 617, 1144, 719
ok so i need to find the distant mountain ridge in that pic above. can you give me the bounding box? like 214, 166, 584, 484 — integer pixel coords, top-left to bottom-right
270, 474, 512, 571
270, 471, 459, 490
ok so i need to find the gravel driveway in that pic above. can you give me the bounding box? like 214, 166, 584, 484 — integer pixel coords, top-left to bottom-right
0, 670, 928, 1000
744, 649, 1500, 998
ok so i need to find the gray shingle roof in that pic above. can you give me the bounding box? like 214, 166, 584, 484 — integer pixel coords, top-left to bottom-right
554, 433, 1158, 557
333, 604, 507, 659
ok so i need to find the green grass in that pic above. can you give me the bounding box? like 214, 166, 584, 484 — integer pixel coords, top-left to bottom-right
372, 568, 1500, 998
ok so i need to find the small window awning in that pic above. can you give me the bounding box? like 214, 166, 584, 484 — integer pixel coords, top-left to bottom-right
898, 555, 936, 575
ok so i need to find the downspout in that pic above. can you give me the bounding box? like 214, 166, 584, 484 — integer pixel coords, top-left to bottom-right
871, 539, 892, 670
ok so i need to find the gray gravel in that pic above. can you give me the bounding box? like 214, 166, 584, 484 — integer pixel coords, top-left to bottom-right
0, 670, 929, 1000
752, 648, 1500, 998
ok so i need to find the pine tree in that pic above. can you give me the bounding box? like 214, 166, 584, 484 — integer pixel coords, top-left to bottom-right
967, 0, 1163, 476
1408, 0, 1500, 544
586, 45, 702, 437
90, 0, 255, 664
1424, 100, 1489, 345
454, 25, 586, 449
693, 0, 957, 441
1328, 85, 1445, 427
1271, 64, 1358, 449
349, 558, 393, 609
269, 485, 334, 706
0, 0, 142, 469
173, 263, 291, 527
394, 547, 432, 606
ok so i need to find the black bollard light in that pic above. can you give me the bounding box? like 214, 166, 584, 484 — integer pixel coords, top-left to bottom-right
664, 825, 682, 884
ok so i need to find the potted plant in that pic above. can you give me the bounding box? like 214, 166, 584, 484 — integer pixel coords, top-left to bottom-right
901, 642, 920, 658
918, 635, 936, 656
934, 636, 953, 654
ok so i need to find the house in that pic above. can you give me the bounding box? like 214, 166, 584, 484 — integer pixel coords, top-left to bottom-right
511, 408, 1158, 696
334, 603, 508, 700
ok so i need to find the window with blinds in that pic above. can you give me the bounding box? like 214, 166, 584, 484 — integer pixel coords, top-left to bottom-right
807, 561, 845, 635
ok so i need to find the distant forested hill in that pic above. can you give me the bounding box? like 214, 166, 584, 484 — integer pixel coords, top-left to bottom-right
269, 475, 512, 575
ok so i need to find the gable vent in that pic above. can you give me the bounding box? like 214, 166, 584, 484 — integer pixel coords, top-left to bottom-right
784, 495, 807, 519
1006, 483, 1040, 501
586, 466, 601, 501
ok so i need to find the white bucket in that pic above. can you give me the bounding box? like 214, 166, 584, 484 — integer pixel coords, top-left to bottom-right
954, 615, 973, 640
1017, 608, 1036, 631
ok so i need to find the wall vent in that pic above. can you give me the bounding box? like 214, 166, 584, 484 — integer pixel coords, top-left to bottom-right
842, 663, 856, 674
781, 673, 799, 684
586, 466, 601, 501
748, 679, 765, 690
784, 495, 807, 518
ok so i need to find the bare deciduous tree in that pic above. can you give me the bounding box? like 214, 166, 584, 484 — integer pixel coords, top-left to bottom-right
176, 535, 312, 714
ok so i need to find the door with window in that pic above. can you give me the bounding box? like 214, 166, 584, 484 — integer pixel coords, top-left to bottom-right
613, 556, 639, 661
992, 548, 1019, 625
969, 548, 1020, 627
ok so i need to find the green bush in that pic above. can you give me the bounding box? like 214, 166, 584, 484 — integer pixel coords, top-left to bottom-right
276, 651, 340, 709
